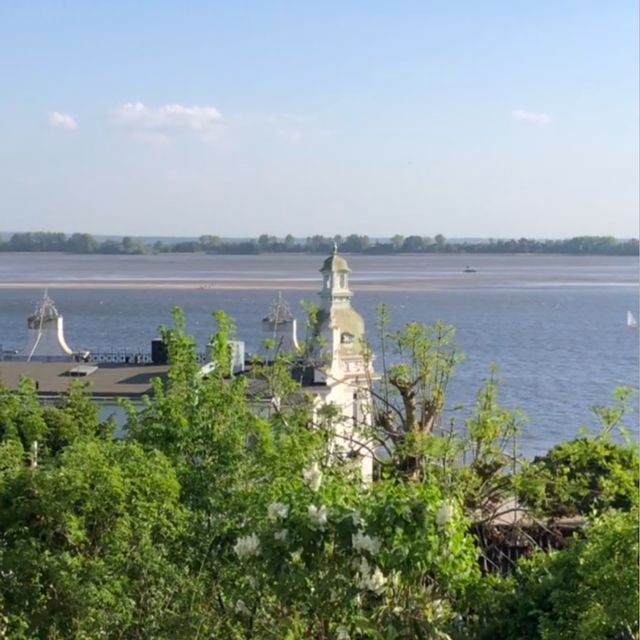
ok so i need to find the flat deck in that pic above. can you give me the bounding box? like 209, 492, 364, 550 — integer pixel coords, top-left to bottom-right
0, 362, 169, 398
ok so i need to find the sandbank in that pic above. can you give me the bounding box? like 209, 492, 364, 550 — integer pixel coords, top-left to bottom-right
0, 279, 444, 292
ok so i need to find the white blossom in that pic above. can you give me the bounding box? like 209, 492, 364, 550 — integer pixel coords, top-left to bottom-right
352, 532, 381, 555
268, 502, 289, 520
368, 568, 387, 594
355, 557, 387, 595
234, 534, 260, 559
351, 511, 361, 527
436, 501, 454, 527
302, 463, 323, 492
431, 598, 445, 617
235, 599, 249, 615
355, 556, 370, 575
308, 504, 328, 530
336, 627, 351, 640
274, 528, 288, 542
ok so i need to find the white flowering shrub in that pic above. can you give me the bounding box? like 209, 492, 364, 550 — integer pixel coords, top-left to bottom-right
225, 462, 478, 639
302, 462, 323, 492
233, 533, 261, 559
2, 311, 636, 639
267, 501, 289, 520
352, 532, 382, 555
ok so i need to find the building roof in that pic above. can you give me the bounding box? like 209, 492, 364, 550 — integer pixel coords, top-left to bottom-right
0, 360, 331, 401
0, 362, 169, 398
320, 252, 350, 273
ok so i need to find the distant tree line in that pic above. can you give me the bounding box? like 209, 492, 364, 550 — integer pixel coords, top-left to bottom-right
0, 231, 637, 256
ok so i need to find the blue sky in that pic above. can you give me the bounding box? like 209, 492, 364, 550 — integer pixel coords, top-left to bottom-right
0, 1, 637, 238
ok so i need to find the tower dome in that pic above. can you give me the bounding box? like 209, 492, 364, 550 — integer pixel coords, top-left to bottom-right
313, 246, 367, 366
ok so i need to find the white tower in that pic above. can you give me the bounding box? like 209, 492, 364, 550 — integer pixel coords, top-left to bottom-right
21, 293, 76, 362
310, 245, 375, 479
313, 243, 368, 378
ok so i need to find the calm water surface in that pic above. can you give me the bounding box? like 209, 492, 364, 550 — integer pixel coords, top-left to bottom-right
0, 253, 637, 457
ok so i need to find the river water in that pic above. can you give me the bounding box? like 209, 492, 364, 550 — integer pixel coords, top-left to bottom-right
0, 252, 637, 457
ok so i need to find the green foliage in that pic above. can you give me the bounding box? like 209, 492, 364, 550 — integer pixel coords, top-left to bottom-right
516, 387, 638, 517
220, 465, 479, 639
0, 439, 188, 639
453, 369, 525, 514
373, 306, 462, 466
517, 437, 639, 517
0, 378, 112, 464
0, 311, 637, 639
471, 510, 639, 640
2, 231, 637, 255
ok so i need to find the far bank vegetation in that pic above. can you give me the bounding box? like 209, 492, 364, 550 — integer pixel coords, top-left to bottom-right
1, 231, 638, 256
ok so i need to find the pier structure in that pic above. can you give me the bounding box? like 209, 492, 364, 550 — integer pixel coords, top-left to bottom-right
261, 292, 300, 354
1, 249, 376, 477
19, 292, 86, 362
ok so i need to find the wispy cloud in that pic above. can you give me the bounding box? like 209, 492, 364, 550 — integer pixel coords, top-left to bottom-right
228, 113, 323, 143
511, 109, 551, 125
267, 114, 317, 142
48, 111, 77, 130
112, 103, 222, 139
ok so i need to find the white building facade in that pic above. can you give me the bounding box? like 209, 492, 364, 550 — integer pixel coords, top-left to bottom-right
308, 247, 376, 479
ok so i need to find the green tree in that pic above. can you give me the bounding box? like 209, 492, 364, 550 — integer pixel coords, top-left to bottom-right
369, 306, 462, 478
401, 235, 426, 252
121, 236, 147, 254
0, 379, 112, 461
67, 232, 98, 253
0, 439, 188, 639
516, 387, 638, 517
257, 234, 277, 251
474, 510, 639, 640
390, 234, 404, 250
152, 239, 170, 253
199, 234, 223, 251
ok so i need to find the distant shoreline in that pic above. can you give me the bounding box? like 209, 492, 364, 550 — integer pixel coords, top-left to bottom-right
1, 231, 637, 257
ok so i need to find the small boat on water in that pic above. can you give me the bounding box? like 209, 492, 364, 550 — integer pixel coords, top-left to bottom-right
463, 266, 477, 273
627, 310, 638, 329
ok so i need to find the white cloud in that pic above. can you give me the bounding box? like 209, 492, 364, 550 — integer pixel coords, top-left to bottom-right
511, 109, 551, 125
48, 112, 77, 130
228, 112, 323, 143
112, 102, 222, 136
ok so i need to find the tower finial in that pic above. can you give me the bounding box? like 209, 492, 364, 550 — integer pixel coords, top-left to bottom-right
332, 240, 338, 254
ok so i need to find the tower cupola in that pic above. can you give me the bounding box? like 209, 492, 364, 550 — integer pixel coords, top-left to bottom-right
319, 242, 352, 308
311, 246, 367, 370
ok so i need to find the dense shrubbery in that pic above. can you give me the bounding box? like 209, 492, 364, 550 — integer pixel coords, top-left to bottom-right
471, 510, 639, 640
0, 311, 637, 638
